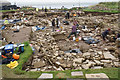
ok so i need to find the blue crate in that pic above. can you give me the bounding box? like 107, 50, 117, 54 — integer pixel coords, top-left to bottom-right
4, 44, 14, 54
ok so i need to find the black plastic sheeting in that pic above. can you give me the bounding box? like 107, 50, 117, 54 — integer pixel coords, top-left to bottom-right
82, 36, 100, 44
65, 49, 82, 54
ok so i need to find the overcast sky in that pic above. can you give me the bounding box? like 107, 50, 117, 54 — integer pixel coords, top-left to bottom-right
2, 0, 119, 3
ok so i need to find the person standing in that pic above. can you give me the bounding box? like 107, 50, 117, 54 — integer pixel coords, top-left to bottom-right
67, 11, 70, 19
65, 11, 70, 19
45, 7, 47, 12
67, 23, 77, 38
42, 7, 44, 11
55, 17, 60, 28
73, 19, 79, 27
117, 32, 120, 38
52, 18, 55, 32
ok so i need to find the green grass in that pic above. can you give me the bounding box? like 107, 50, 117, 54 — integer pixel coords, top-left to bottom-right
83, 2, 119, 13
0, 8, 35, 12
21, 8, 34, 11
0, 10, 17, 12
99, 2, 119, 9
83, 9, 120, 13
0, 40, 2, 46
14, 42, 33, 74
2, 66, 119, 79
2, 42, 33, 75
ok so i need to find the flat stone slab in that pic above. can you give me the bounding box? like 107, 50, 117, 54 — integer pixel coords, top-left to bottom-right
91, 66, 103, 69
85, 73, 109, 80
33, 61, 45, 68
103, 52, 116, 60
38, 73, 53, 79
71, 71, 84, 76
30, 68, 37, 71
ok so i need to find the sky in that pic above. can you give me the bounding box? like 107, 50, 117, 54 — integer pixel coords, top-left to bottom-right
1, 0, 119, 8
2, 0, 119, 3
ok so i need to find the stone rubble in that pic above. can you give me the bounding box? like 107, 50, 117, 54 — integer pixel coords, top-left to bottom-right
1, 11, 119, 71
26, 13, 119, 71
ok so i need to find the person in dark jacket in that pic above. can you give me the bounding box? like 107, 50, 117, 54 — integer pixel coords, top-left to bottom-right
56, 18, 59, 28
67, 12, 70, 19
113, 32, 120, 41
117, 32, 120, 38
45, 7, 47, 12
102, 28, 111, 41
65, 11, 70, 19
55, 17, 60, 28
68, 23, 77, 38
52, 19, 55, 32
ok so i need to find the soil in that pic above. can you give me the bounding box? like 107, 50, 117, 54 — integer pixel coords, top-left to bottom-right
2, 27, 32, 43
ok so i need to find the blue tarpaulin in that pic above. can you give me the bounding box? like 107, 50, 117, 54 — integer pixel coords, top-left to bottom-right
10, 19, 21, 24
36, 26, 46, 31
0, 19, 21, 25
1, 25, 6, 30
83, 36, 100, 44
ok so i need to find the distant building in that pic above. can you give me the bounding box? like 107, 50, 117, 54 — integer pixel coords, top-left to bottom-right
61, 6, 65, 9
0, 0, 11, 6
0, 0, 20, 10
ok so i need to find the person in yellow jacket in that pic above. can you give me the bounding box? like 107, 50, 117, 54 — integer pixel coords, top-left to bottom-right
4, 19, 9, 24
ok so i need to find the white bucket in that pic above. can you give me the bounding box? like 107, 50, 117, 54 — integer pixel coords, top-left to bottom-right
73, 37, 76, 41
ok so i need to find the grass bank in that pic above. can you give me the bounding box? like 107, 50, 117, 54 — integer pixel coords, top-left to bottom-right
83, 2, 119, 13
2, 42, 33, 75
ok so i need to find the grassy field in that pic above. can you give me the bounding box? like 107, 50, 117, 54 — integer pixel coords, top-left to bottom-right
1, 42, 120, 80
83, 2, 119, 13
83, 9, 120, 13
0, 10, 18, 12
0, 8, 35, 12
99, 2, 118, 9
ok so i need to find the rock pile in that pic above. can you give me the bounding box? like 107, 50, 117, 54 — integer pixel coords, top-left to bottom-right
26, 24, 119, 71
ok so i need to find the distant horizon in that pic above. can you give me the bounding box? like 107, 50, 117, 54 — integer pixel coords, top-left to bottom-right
2, 0, 119, 4
13, 2, 99, 9
1, 0, 119, 9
